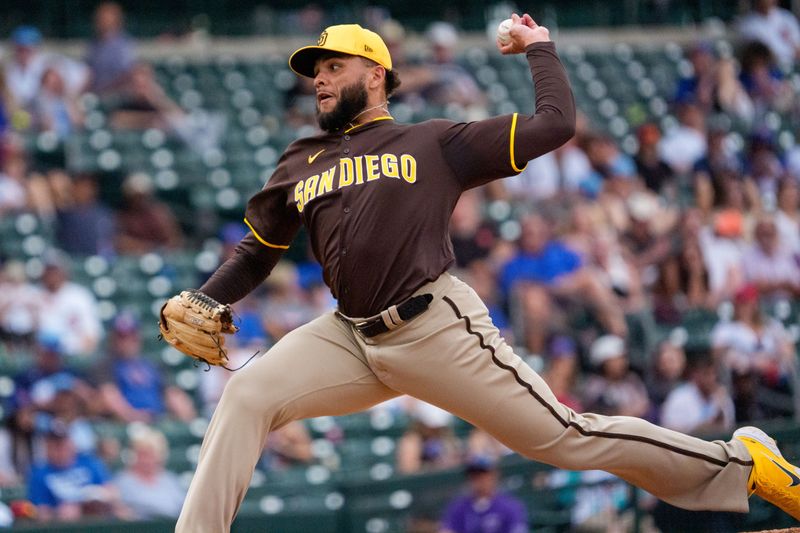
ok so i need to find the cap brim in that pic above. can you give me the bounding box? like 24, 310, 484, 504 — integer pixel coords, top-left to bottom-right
289, 46, 339, 78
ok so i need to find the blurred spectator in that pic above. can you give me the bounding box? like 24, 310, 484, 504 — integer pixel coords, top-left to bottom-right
416, 22, 487, 112
561, 198, 658, 313
439, 456, 528, 533
0, 261, 39, 349
27, 419, 123, 522
0, 149, 29, 214
95, 312, 196, 423
502, 151, 563, 202
31, 374, 97, 457
541, 335, 583, 413
30, 67, 82, 141
692, 127, 751, 215
646, 340, 687, 415
261, 262, 318, 341
582, 335, 651, 418
554, 113, 594, 194
3, 26, 89, 109
114, 426, 185, 519
711, 284, 796, 421
658, 103, 708, 175
37, 251, 102, 357
742, 215, 800, 299
745, 131, 785, 199
0, 426, 18, 487
86, 2, 136, 94
260, 421, 313, 471
500, 214, 626, 354
675, 43, 753, 123
10, 336, 83, 472
774, 177, 800, 254
581, 133, 638, 204
621, 191, 676, 282
396, 400, 461, 474
699, 209, 747, 303
737, 0, 800, 69
660, 354, 735, 435
115, 172, 183, 253
634, 123, 675, 194
738, 40, 795, 114
652, 227, 714, 323
3, 26, 48, 108
108, 62, 185, 131
55, 174, 115, 256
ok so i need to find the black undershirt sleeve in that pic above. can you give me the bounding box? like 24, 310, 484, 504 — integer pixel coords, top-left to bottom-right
199, 233, 284, 304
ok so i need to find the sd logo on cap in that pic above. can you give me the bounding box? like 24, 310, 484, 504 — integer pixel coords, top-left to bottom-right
289, 24, 392, 78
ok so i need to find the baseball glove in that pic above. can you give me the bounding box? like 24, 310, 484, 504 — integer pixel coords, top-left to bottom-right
158, 290, 238, 367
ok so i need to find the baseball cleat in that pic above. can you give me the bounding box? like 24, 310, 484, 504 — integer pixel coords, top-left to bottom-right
734, 426, 800, 520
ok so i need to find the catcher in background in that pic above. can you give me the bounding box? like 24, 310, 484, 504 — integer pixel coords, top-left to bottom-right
161, 14, 800, 533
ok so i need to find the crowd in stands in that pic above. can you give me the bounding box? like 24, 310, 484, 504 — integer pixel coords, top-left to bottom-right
0, 0, 798, 529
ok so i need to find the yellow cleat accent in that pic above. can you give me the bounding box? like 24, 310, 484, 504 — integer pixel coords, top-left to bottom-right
734, 426, 800, 520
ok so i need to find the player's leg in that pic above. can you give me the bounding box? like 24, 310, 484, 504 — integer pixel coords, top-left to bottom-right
366, 274, 754, 513
176, 313, 397, 533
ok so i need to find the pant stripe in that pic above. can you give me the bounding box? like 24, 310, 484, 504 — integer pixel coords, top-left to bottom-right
441, 296, 753, 468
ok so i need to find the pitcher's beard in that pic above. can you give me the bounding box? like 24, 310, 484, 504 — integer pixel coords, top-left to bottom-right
317, 81, 368, 133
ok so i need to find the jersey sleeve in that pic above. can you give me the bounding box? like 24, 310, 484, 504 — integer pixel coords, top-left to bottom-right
201, 159, 300, 304
243, 158, 301, 251
439, 42, 575, 190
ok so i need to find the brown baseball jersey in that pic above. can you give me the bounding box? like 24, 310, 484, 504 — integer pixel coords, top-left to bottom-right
202, 42, 575, 317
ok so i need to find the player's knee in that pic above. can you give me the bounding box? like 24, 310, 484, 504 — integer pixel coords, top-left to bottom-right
221, 371, 267, 410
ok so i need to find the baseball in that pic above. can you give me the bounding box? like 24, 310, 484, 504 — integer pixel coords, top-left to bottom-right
497, 18, 513, 44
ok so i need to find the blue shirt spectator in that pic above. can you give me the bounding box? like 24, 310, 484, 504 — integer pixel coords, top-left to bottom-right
95, 313, 196, 423
500, 241, 581, 295
29, 452, 109, 508
27, 420, 117, 522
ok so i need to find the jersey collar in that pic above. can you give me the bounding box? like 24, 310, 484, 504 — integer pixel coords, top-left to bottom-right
343, 115, 394, 134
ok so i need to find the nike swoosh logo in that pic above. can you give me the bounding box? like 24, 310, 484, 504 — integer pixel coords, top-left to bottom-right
771, 458, 800, 487
308, 149, 325, 164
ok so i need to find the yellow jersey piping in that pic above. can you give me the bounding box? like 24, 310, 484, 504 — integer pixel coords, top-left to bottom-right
243, 218, 290, 249
344, 115, 394, 134
510, 113, 528, 173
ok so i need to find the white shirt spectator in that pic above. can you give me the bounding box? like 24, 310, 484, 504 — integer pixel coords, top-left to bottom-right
658, 125, 707, 175
742, 242, 800, 288
4, 53, 89, 107
37, 282, 101, 356
738, 6, 800, 68
775, 210, 800, 255
504, 151, 561, 201
698, 226, 745, 294
0, 266, 40, 337
115, 469, 185, 519
0, 173, 27, 213
711, 318, 793, 375
660, 382, 735, 434
4, 51, 49, 106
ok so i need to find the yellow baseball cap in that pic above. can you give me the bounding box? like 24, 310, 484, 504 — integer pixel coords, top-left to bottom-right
289, 24, 392, 78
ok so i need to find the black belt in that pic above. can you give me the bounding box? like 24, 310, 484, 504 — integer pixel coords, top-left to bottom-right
341, 293, 434, 338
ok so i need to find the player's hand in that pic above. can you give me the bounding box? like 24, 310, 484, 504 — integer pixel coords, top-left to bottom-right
497, 13, 551, 55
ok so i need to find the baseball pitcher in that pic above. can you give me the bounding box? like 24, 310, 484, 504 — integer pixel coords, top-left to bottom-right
163, 14, 800, 532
